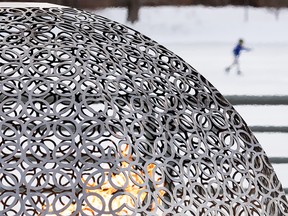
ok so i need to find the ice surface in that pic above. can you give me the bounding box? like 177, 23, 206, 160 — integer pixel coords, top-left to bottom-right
95, 6, 288, 188
95, 6, 288, 95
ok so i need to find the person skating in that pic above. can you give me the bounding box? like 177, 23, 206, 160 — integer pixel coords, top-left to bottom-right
225, 39, 251, 75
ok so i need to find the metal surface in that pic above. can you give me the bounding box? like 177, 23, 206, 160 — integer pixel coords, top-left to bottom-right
0, 6, 287, 216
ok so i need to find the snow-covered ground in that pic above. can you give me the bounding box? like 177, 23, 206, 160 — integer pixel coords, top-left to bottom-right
96, 6, 288, 95
95, 6, 288, 188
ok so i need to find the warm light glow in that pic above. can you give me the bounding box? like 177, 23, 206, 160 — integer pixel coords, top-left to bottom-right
41, 145, 165, 215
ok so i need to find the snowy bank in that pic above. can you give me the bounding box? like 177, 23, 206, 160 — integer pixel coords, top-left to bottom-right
95, 6, 288, 44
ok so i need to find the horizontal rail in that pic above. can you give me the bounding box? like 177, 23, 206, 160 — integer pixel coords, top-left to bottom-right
225, 95, 288, 105
250, 126, 288, 133
268, 157, 288, 164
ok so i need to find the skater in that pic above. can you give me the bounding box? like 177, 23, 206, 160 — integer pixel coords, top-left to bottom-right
225, 39, 251, 75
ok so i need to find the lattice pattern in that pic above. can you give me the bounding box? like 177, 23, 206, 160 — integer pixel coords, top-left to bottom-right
0, 6, 287, 216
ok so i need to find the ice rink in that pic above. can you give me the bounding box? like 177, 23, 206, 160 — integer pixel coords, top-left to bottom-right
97, 5, 288, 189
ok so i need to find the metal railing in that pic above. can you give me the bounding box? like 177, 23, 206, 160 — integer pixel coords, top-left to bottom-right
226, 95, 288, 194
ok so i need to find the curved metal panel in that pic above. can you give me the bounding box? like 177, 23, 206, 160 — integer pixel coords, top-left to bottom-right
0, 6, 287, 215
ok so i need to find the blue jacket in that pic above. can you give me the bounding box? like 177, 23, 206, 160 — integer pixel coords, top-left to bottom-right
233, 44, 249, 57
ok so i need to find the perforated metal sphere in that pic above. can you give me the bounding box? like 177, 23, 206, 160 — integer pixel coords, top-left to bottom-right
0, 5, 287, 216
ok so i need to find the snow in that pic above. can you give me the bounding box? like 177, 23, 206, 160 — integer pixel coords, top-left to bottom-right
95, 6, 288, 95
95, 6, 288, 188
96, 6, 288, 44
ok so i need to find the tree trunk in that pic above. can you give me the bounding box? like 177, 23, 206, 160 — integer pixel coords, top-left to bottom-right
127, 0, 140, 23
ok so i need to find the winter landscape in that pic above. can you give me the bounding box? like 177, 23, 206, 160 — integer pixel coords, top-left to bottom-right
96, 6, 288, 188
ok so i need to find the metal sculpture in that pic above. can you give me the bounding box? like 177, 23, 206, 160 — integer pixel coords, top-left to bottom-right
0, 5, 287, 216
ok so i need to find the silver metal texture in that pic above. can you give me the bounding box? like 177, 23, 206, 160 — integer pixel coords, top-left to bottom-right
0, 6, 287, 216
